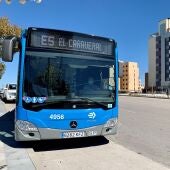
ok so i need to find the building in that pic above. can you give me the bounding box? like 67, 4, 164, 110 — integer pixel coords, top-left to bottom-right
119, 61, 140, 92
0, 37, 4, 57
148, 18, 170, 90
139, 79, 144, 92
145, 72, 149, 90
148, 33, 157, 88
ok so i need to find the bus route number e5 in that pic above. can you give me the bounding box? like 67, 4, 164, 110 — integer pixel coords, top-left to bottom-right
41, 35, 55, 47
49, 114, 64, 120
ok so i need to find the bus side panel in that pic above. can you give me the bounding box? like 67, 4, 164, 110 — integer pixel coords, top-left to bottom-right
15, 106, 28, 120
18, 31, 26, 107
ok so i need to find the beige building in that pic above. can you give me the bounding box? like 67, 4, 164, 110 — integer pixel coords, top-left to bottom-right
119, 61, 140, 92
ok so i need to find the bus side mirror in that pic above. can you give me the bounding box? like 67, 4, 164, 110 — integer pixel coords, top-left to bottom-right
2, 36, 19, 62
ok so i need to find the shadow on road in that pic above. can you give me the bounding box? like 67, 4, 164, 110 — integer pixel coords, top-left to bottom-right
0, 109, 17, 147
0, 109, 109, 152
32, 136, 109, 152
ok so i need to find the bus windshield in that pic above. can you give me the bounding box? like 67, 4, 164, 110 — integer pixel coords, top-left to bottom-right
23, 51, 115, 109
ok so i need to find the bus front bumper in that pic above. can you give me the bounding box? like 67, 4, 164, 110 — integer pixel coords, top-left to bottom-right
15, 122, 118, 141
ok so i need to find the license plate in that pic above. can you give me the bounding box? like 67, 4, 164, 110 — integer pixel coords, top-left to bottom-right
62, 131, 85, 138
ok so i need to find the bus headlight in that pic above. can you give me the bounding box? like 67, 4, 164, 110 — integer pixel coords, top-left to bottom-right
104, 118, 118, 128
16, 120, 38, 132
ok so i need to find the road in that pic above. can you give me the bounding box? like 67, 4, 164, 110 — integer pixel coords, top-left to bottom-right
112, 96, 170, 167
0, 96, 170, 170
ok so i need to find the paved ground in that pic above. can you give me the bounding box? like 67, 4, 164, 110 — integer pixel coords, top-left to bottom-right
0, 100, 35, 170
0, 97, 170, 170
111, 96, 170, 167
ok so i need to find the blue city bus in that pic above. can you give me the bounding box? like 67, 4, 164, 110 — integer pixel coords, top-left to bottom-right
2, 27, 118, 141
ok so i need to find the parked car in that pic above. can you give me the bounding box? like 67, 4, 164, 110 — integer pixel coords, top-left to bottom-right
2, 84, 17, 102
0, 88, 4, 99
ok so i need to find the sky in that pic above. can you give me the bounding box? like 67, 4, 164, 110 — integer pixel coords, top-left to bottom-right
0, 0, 170, 87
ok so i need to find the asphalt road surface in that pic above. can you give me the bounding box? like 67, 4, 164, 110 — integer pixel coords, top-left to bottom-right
111, 96, 170, 167
0, 96, 170, 170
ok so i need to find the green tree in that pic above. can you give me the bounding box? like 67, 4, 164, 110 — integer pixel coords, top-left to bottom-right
0, 17, 21, 79
0, 62, 5, 79
0, 17, 21, 37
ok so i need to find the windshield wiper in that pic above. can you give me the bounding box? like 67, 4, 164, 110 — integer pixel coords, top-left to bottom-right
78, 97, 109, 110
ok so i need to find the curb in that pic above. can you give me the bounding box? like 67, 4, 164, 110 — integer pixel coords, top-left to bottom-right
119, 94, 170, 99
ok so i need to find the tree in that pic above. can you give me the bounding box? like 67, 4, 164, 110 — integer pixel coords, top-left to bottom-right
0, 17, 21, 79
0, 17, 21, 37
0, 62, 5, 79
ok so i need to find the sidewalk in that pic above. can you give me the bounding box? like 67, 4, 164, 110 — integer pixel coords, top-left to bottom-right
0, 100, 7, 169
0, 100, 35, 170
0, 141, 7, 170
119, 93, 170, 99
0, 100, 7, 117
27, 139, 170, 170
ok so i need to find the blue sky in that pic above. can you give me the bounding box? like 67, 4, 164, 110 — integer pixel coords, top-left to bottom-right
0, 0, 170, 87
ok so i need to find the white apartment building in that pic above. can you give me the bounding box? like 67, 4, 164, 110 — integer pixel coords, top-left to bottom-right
148, 18, 170, 90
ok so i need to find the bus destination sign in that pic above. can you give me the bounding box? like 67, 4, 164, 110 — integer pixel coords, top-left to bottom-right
29, 29, 114, 55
